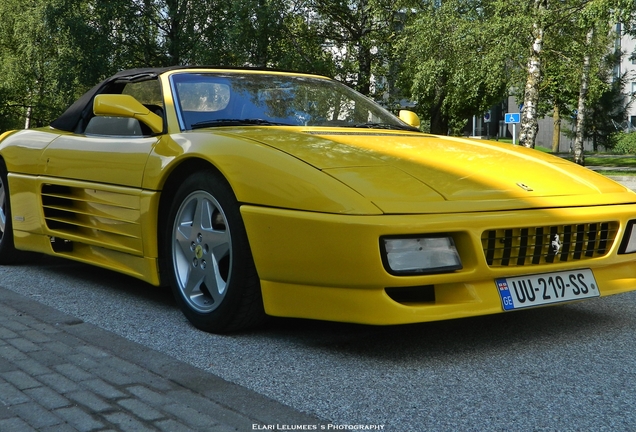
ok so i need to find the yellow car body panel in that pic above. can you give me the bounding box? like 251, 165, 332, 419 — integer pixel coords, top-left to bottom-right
241, 204, 636, 323
2, 66, 636, 329
142, 132, 383, 214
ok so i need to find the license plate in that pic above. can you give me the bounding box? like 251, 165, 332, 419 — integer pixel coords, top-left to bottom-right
496, 269, 599, 311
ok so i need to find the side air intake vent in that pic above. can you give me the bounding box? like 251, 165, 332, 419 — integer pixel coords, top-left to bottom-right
40, 184, 143, 255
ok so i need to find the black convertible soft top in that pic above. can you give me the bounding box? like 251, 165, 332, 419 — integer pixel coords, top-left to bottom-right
49, 67, 179, 132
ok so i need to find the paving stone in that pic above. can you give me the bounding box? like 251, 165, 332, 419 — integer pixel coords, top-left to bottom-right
9, 401, 64, 429
118, 398, 164, 421
0, 381, 31, 405
54, 363, 93, 381
134, 373, 175, 392
126, 385, 170, 406
53, 406, 105, 432
0, 404, 15, 420
163, 403, 219, 429
154, 419, 197, 432
38, 373, 81, 394
28, 349, 67, 367
102, 356, 146, 375
102, 411, 156, 432
13, 358, 53, 376
28, 323, 63, 335
10, 314, 42, 329
76, 345, 111, 359
66, 390, 112, 412
0, 326, 19, 339
1, 319, 30, 332
20, 329, 54, 344
0, 285, 325, 432
0, 344, 28, 362
0, 356, 16, 373
166, 389, 256, 430
208, 423, 243, 432
1, 370, 42, 390
81, 378, 127, 399
91, 365, 137, 386
41, 341, 76, 356
39, 423, 82, 432
64, 353, 101, 369
6, 337, 40, 353
0, 304, 18, 317
23, 386, 71, 410
0, 416, 38, 432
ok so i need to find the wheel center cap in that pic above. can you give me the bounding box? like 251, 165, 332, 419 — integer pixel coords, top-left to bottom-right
195, 245, 203, 259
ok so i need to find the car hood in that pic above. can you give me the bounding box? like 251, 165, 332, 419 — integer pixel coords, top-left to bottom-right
224, 128, 636, 214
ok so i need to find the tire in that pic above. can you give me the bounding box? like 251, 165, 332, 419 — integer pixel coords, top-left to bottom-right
163, 170, 265, 333
0, 159, 25, 264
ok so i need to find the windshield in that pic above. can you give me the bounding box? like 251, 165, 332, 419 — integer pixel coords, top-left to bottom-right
170, 72, 416, 131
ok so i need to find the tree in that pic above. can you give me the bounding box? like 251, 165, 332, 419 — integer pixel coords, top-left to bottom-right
533, 11, 588, 152
304, 0, 403, 97
0, 0, 109, 130
517, 0, 551, 148
399, 0, 514, 134
517, 0, 636, 152
574, 57, 632, 152
570, 1, 635, 163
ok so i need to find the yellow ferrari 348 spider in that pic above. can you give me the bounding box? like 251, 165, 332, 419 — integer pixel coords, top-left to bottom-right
2, 66, 636, 333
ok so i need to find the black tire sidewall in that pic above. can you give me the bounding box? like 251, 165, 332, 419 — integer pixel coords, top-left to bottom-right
0, 159, 18, 261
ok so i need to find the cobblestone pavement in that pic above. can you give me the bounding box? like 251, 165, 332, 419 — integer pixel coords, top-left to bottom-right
0, 285, 324, 431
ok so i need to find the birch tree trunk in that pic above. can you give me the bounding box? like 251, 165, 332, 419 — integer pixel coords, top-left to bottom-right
24, 105, 31, 129
551, 104, 560, 153
573, 28, 594, 166
519, 0, 546, 148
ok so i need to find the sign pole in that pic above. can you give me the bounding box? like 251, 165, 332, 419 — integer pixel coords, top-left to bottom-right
505, 113, 520, 146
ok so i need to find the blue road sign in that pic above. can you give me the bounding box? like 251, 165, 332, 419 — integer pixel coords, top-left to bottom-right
505, 113, 520, 124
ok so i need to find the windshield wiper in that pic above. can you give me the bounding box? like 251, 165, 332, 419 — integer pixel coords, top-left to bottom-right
190, 118, 291, 129
349, 122, 419, 132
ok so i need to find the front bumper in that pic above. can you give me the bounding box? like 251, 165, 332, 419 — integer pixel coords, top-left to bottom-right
240, 204, 636, 325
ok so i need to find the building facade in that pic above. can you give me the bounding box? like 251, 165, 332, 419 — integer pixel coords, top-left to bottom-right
619, 24, 636, 130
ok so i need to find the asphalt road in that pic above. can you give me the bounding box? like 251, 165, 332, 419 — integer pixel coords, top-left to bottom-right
2, 255, 636, 431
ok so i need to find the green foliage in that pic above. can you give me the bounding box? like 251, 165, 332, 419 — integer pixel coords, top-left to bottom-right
0, 0, 634, 139
0, 0, 99, 129
398, 0, 515, 134
612, 132, 636, 155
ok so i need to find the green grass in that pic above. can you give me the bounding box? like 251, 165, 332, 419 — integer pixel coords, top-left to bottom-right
598, 171, 636, 176
583, 156, 636, 167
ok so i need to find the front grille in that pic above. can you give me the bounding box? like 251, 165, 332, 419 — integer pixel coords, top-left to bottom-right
482, 222, 618, 267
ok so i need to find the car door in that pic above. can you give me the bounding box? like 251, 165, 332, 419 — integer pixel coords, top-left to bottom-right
41, 132, 158, 188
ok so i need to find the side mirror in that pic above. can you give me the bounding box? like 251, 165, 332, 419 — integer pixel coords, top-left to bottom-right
93, 94, 163, 134
399, 110, 421, 129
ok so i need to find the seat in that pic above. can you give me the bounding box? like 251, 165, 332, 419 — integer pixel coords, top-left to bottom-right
85, 116, 143, 136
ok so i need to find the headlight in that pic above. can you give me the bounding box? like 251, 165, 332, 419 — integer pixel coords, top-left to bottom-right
619, 220, 636, 254
381, 235, 462, 275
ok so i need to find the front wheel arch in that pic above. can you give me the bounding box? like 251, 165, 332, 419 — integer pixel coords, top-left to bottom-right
157, 159, 220, 285
0, 158, 29, 264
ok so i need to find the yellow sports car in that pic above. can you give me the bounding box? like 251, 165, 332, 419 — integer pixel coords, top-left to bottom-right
2, 66, 636, 333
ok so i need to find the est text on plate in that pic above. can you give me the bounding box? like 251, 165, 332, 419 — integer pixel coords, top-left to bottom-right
496, 269, 599, 311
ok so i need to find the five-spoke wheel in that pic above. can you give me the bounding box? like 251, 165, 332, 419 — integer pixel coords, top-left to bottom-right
164, 170, 264, 333
172, 190, 232, 313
